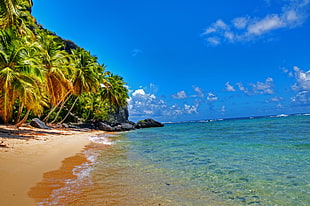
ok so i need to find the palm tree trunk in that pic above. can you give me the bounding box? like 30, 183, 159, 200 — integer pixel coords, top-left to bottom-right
49, 93, 72, 124
59, 96, 79, 124
15, 103, 24, 124
14, 109, 30, 128
42, 101, 62, 122
42, 91, 71, 122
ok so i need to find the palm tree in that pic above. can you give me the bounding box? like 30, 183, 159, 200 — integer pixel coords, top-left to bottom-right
56, 48, 103, 124
71, 48, 102, 95
100, 73, 129, 108
13, 77, 47, 127
0, 0, 33, 33
37, 32, 74, 122
0, 27, 44, 125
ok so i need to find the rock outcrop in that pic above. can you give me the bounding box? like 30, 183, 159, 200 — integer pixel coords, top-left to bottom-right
135, 119, 164, 129
93, 119, 164, 132
97, 122, 114, 131
30, 118, 50, 129
106, 107, 129, 124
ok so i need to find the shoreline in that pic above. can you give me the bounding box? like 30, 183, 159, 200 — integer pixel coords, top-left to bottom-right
0, 125, 102, 206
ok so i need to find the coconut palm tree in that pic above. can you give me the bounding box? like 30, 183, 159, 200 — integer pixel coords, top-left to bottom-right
56, 48, 103, 124
37, 32, 74, 122
71, 48, 102, 94
13, 77, 47, 127
100, 73, 129, 108
0, 27, 44, 125
0, 0, 33, 33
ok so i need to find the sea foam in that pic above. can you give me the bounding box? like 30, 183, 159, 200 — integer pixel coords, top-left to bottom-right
38, 135, 114, 205
88, 135, 115, 145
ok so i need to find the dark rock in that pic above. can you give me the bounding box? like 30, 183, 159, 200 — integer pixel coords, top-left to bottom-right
62, 123, 69, 128
113, 126, 123, 132
98, 122, 113, 131
135, 119, 164, 129
147, 119, 164, 127
76, 123, 96, 130
119, 123, 135, 131
127, 121, 136, 126
94, 118, 162, 132
30, 118, 50, 129
63, 39, 79, 54
107, 107, 129, 123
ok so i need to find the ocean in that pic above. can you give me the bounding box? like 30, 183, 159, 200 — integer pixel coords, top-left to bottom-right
38, 114, 310, 205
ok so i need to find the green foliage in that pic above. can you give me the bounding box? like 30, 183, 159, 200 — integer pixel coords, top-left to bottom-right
0, 1, 129, 126
100, 73, 129, 108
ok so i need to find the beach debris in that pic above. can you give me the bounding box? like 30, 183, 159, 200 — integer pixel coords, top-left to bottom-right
30, 118, 50, 130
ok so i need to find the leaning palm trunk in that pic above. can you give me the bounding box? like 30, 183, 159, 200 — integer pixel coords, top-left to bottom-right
49, 93, 73, 124
42, 91, 71, 122
59, 96, 79, 124
14, 109, 30, 128
15, 103, 24, 124
42, 101, 62, 122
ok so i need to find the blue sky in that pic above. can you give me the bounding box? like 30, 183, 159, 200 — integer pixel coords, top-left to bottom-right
32, 0, 310, 122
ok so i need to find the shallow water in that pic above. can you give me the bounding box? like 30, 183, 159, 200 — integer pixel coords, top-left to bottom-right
38, 115, 310, 205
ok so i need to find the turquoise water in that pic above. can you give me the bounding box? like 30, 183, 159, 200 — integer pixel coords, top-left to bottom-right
41, 115, 310, 205
90, 115, 310, 205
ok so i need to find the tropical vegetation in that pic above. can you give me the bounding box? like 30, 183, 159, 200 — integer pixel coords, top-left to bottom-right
0, 0, 129, 126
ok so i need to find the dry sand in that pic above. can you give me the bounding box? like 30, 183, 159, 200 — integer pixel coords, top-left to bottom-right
0, 125, 101, 206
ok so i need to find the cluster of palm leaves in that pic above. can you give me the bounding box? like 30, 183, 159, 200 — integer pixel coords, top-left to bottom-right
0, 0, 129, 126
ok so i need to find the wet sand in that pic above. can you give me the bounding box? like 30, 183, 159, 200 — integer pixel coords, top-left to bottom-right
0, 125, 101, 206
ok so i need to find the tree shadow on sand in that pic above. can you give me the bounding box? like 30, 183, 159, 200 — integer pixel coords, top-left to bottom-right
0, 125, 85, 148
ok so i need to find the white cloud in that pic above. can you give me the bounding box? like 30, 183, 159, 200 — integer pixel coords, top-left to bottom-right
207, 92, 218, 102
204, 27, 216, 34
143, 110, 154, 115
233, 78, 274, 95
236, 82, 250, 95
247, 14, 284, 36
266, 96, 284, 103
128, 87, 200, 120
172, 90, 187, 99
232, 17, 249, 29
201, 0, 309, 45
132, 89, 146, 96
291, 66, 310, 91
289, 66, 310, 106
202, 19, 229, 35
291, 91, 310, 105
250, 77, 274, 94
172, 86, 205, 99
225, 81, 236, 92
184, 104, 199, 114
224, 31, 235, 41
128, 88, 166, 117
282, 67, 294, 77
193, 86, 205, 98
206, 37, 221, 46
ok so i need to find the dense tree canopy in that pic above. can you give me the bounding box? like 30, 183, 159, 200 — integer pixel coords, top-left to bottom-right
0, 0, 129, 126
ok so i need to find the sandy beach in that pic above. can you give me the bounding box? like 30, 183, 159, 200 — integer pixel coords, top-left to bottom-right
0, 125, 101, 206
